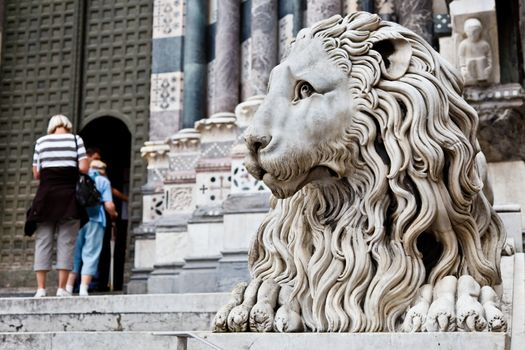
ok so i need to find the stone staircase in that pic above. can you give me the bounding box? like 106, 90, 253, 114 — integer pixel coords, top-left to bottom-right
0, 254, 523, 350
0, 293, 228, 333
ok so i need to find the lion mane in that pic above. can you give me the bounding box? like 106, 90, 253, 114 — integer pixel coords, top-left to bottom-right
247, 12, 505, 332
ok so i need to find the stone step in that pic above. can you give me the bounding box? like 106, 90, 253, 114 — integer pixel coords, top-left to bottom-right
0, 331, 509, 350
0, 293, 228, 333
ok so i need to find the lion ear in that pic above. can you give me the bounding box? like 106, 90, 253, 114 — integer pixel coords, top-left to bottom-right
371, 36, 412, 80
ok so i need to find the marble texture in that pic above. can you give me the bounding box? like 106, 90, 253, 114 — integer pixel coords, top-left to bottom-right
375, 0, 396, 21
216, 12, 507, 333
306, 0, 342, 27
394, 0, 433, 43
250, 0, 278, 96
211, 0, 240, 114
343, 0, 374, 14
133, 238, 156, 270
182, 0, 208, 128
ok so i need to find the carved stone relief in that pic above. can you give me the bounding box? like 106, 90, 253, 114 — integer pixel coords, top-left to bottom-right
458, 18, 492, 85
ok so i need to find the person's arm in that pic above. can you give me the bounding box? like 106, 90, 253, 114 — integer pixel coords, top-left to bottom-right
104, 201, 118, 221
111, 187, 129, 202
79, 158, 89, 174
32, 165, 40, 180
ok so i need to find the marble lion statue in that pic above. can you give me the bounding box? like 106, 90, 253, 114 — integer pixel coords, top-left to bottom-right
213, 12, 507, 333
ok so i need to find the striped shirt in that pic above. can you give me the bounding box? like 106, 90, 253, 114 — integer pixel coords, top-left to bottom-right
32, 133, 87, 169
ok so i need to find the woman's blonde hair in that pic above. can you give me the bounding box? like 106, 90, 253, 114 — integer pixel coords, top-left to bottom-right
47, 114, 73, 134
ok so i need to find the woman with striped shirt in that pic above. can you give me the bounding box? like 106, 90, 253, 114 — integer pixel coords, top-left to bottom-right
27, 114, 89, 297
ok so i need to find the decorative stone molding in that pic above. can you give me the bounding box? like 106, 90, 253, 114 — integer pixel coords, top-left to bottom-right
140, 141, 170, 170
168, 128, 201, 150
234, 96, 264, 129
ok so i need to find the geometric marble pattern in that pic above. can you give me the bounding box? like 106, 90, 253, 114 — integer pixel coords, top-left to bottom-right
201, 141, 234, 159
434, 13, 452, 35
150, 72, 184, 112
152, 0, 185, 39
231, 159, 268, 194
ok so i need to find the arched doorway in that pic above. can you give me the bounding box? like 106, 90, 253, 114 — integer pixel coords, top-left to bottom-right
80, 116, 131, 292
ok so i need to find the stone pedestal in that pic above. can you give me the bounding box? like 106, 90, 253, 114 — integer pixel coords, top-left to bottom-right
147, 217, 189, 293
495, 205, 523, 252
217, 194, 270, 291
127, 226, 155, 294
489, 161, 525, 230
178, 255, 223, 293
147, 262, 184, 293
185, 332, 509, 350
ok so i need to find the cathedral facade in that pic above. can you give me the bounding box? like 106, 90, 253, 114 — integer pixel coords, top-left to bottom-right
0, 0, 523, 292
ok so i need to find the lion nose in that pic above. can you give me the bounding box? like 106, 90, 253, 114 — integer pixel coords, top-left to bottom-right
244, 133, 272, 154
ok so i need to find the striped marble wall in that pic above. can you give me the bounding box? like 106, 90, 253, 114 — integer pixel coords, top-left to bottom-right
149, 0, 185, 141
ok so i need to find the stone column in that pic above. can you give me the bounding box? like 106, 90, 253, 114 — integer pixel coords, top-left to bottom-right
182, 0, 208, 128
250, 0, 278, 97
206, 0, 218, 118
149, 0, 186, 140
343, 0, 374, 14
211, 0, 241, 114
240, 0, 252, 100
306, 0, 341, 27
394, 0, 433, 44
375, 0, 396, 21
278, 0, 305, 60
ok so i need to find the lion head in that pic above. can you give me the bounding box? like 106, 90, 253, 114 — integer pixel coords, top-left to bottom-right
244, 12, 506, 332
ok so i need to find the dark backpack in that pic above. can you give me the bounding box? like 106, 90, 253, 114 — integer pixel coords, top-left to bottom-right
73, 135, 101, 207
76, 173, 101, 207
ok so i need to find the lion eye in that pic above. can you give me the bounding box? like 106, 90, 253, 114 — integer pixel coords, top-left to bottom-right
294, 81, 315, 102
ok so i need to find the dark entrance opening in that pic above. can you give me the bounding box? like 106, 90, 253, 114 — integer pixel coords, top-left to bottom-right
80, 116, 131, 291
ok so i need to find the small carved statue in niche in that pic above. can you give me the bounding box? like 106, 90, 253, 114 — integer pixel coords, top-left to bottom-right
458, 18, 493, 85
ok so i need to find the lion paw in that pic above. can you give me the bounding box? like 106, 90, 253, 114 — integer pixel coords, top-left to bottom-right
227, 304, 252, 332
273, 285, 303, 332
213, 282, 247, 332
425, 276, 457, 332
249, 279, 280, 332
217, 278, 284, 332
249, 300, 275, 332
402, 284, 432, 332
223, 278, 261, 332
480, 286, 507, 332
456, 275, 487, 332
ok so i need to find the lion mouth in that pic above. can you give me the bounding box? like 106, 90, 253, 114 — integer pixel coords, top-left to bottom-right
262, 165, 339, 198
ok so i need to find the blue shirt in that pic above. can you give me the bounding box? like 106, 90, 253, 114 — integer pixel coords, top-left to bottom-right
85, 169, 113, 227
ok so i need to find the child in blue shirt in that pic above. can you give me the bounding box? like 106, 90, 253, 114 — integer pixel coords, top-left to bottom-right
66, 160, 118, 296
